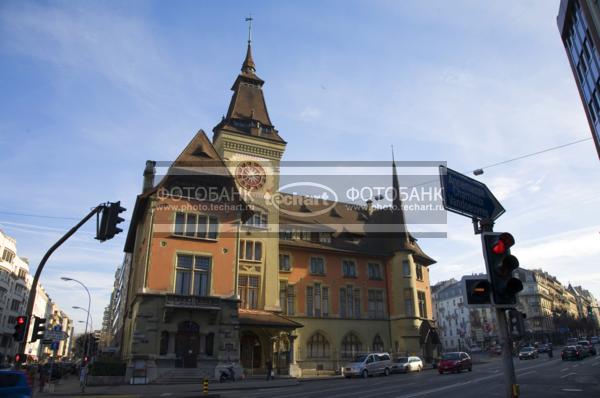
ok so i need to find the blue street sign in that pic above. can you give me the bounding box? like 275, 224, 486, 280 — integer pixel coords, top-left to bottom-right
439, 166, 505, 220
51, 341, 59, 351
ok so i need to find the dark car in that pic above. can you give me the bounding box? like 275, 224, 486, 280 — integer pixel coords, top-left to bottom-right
578, 340, 596, 356
561, 345, 584, 361
438, 352, 472, 374
0, 370, 32, 398
518, 347, 538, 360
537, 343, 552, 353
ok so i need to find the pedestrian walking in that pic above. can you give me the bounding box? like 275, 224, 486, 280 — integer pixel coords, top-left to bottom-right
79, 364, 88, 393
265, 359, 273, 381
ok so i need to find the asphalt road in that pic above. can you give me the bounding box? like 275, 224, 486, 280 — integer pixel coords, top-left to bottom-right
219, 354, 600, 398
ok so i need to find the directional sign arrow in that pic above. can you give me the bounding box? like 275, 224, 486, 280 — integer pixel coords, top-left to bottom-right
439, 165, 505, 221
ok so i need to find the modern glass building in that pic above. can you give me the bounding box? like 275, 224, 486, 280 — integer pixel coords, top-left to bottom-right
558, 0, 600, 160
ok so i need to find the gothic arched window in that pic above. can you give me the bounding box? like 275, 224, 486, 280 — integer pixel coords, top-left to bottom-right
341, 332, 362, 359
307, 332, 330, 358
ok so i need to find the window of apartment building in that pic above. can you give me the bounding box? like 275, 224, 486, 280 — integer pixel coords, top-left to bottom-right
404, 289, 414, 316
239, 240, 262, 261
245, 211, 268, 229
306, 283, 329, 317
402, 260, 411, 277
10, 299, 20, 312
415, 264, 424, 281
2, 248, 15, 263
280, 229, 293, 240
174, 212, 218, 240
340, 286, 361, 318
417, 291, 427, 318
342, 260, 357, 278
310, 257, 325, 275
174, 254, 211, 296
368, 289, 385, 319
319, 233, 332, 244
368, 263, 382, 280
279, 281, 294, 316
279, 254, 291, 272
307, 332, 330, 358
238, 275, 260, 309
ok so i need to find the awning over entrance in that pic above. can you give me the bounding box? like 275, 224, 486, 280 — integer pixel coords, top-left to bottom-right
238, 309, 303, 330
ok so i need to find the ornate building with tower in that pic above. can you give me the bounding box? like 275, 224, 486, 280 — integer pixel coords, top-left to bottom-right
120, 39, 438, 382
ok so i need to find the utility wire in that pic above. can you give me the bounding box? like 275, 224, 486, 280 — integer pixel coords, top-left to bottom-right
473, 137, 593, 173
0, 137, 594, 221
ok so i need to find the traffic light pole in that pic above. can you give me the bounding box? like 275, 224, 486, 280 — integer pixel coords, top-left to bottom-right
479, 219, 519, 398
17, 205, 104, 365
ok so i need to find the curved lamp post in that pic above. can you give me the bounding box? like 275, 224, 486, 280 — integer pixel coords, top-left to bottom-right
61, 277, 91, 360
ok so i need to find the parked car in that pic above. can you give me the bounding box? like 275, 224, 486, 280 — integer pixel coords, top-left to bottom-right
438, 352, 472, 374
518, 347, 538, 360
391, 356, 423, 373
490, 345, 502, 355
590, 336, 599, 345
566, 337, 579, 346
561, 345, 584, 361
578, 340, 596, 356
0, 370, 32, 398
537, 343, 551, 353
343, 353, 392, 378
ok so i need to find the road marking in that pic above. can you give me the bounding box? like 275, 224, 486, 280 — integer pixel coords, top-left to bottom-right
561, 389, 584, 392
573, 364, 579, 368
160, 394, 172, 397
560, 367, 569, 372
560, 372, 576, 379
273, 381, 415, 398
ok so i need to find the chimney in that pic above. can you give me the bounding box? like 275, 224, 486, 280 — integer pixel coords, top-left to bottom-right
142, 160, 156, 193
366, 199, 373, 216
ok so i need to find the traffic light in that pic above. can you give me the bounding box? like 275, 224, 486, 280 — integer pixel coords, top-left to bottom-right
465, 278, 492, 305
588, 305, 594, 318
14, 353, 26, 365
12, 316, 28, 342
482, 232, 523, 307
508, 309, 526, 338
31, 317, 46, 343
96, 201, 126, 241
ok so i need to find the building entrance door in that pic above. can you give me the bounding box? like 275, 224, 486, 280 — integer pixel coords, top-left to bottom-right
175, 321, 200, 368
240, 332, 261, 370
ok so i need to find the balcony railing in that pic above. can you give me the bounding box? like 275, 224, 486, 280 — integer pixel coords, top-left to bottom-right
164, 294, 222, 310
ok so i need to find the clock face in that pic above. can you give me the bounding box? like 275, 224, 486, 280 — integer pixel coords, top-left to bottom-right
235, 161, 266, 191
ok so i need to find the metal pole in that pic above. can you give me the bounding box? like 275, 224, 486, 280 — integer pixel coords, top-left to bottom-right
480, 218, 518, 398
18, 205, 103, 362
67, 281, 92, 359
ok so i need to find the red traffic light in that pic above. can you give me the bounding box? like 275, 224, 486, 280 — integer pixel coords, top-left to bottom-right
16, 316, 26, 325
492, 240, 505, 254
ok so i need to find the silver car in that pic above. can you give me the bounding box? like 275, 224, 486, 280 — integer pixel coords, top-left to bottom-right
392, 356, 423, 373
343, 353, 392, 378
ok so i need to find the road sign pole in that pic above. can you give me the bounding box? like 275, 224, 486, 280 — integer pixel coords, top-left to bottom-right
480, 219, 518, 398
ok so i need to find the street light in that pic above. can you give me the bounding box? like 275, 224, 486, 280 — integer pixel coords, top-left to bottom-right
61, 277, 91, 360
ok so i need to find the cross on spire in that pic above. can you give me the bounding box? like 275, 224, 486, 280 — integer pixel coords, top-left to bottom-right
245, 14, 253, 45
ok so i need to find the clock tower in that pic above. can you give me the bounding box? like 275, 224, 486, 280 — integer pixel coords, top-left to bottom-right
213, 41, 286, 312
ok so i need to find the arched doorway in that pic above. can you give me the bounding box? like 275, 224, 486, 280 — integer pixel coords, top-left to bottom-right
240, 332, 261, 370
175, 321, 200, 368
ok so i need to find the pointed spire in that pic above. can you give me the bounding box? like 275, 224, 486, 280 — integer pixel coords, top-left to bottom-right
242, 42, 256, 74
391, 147, 409, 242
242, 14, 256, 74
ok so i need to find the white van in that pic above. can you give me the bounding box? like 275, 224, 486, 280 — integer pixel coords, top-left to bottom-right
343, 353, 392, 378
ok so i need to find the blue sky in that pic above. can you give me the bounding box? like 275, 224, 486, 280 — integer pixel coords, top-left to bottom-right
1, 0, 599, 334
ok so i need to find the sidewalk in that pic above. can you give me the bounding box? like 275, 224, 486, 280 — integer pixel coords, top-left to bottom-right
35, 375, 300, 397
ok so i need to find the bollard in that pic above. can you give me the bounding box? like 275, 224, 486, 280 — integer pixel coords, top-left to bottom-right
203, 377, 209, 395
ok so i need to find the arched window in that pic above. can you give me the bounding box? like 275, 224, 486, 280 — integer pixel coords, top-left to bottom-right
159, 331, 169, 355
341, 332, 362, 359
372, 334, 384, 352
307, 332, 330, 358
